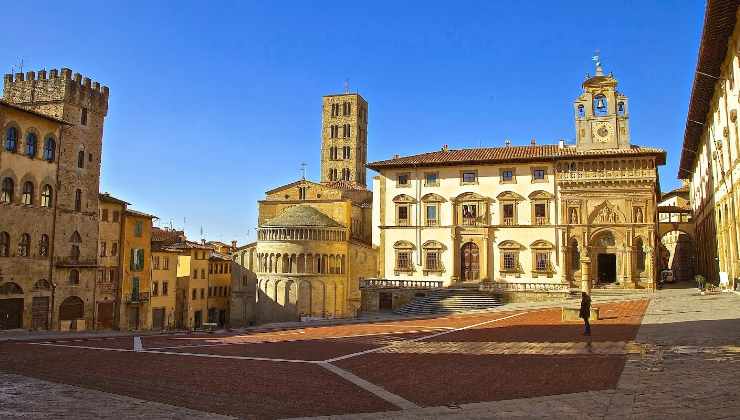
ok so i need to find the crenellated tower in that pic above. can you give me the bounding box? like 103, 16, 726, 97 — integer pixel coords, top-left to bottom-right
3, 68, 109, 322
320, 92, 368, 187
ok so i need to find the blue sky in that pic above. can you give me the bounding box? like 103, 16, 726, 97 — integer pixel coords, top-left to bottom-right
2, 1, 704, 244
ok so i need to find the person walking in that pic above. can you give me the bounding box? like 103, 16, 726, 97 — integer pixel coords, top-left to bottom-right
580, 292, 592, 336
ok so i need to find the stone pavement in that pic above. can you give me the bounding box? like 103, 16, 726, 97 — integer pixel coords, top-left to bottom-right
305, 287, 740, 419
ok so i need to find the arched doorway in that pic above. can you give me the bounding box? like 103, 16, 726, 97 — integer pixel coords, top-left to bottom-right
0, 282, 24, 330
660, 230, 695, 282
591, 230, 620, 285
59, 296, 84, 331
461, 242, 480, 281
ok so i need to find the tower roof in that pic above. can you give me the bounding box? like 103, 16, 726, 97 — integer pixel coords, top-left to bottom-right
262, 205, 343, 228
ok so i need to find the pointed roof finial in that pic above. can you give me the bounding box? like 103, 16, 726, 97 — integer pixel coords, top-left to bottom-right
344, 78, 350, 94
592, 49, 603, 76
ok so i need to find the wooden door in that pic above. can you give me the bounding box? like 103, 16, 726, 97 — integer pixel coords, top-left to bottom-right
32, 297, 49, 330
0, 298, 23, 329
152, 308, 165, 330
461, 242, 480, 281
97, 302, 115, 329
379, 292, 393, 311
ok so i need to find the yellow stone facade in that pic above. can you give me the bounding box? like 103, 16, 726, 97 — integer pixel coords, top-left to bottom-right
680, 6, 740, 290
370, 64, 665, 292
150, 247, 178, 330
119, 210, 155, 330
175, 242, 214, 329
96, 193, 128, 329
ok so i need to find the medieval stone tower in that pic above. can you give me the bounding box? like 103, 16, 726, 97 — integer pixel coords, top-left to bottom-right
320, 92, 368, 187
3, 69, 108, 323
573, 60, 631, 151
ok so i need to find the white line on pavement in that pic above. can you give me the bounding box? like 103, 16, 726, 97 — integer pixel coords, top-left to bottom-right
319, 362, 420, 410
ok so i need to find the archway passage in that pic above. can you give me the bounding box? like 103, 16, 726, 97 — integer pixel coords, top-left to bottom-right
597, 254, 617, 284
660, 231, 695, 283
461, 242, 480, 281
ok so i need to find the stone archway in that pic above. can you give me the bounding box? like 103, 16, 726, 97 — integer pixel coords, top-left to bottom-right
659, 229, 695, 282
589, 230, 623, 287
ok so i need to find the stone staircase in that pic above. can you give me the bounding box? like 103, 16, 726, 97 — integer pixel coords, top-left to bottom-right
395, 288, 504, 315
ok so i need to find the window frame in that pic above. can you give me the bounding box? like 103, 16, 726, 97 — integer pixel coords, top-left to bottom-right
531, 167, 547, 183
460, 170, 478, 185
500, 168, 515, 184
424, 172, 439, 187
396, 173, 411, 187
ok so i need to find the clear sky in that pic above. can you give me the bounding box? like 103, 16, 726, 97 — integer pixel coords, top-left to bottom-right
2, 1, 705, 244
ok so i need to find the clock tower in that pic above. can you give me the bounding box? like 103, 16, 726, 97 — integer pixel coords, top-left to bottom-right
573, 55, 631, 151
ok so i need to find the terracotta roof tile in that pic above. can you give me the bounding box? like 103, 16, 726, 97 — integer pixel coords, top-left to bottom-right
367, 144, 665, 170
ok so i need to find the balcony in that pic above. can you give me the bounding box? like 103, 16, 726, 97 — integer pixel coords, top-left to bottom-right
462, 216, 481, 226
534, 217, 549, 226
124, 292, 150, 304
55, 257, 98, 268
360, 278, 443, 289
502, 217, 515, 226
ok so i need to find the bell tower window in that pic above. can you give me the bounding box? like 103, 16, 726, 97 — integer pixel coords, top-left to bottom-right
593, 94, 608, 117
577, 104, 585, 118
617, 101, 625, 116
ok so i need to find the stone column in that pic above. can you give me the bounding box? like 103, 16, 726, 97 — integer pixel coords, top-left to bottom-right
561, 244, 570, 285
580, 256, 592, 294
645, 245, 654, 290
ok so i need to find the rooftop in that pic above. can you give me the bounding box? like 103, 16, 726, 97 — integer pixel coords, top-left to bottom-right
99, 192, 130, 206
679, 0, 740, 178
262, 205, 343, 228
367, 144, 666, 170
125, 208, 157, 219
0, 100, 71, 125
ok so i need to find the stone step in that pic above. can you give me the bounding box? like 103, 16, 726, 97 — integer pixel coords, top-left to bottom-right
395, 289, 504, 315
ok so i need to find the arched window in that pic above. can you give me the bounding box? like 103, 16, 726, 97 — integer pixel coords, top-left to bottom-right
69, 269, 80, 285
0, 232, 9, 257
22, 182, 33, 205
617, 101, 625, 116
4, 127, 17, 152
43, 137, 56, 161
18, 233, 30, 257
422, 240, 445, 272
593, 94, 608, 116
570, 238, 580, 270
26, 133, 37, 157
41, 185, 52, 207
577, 104, 585, 118
77, 150, 85, 168
74, 189, 82, 211
1, 178, 14, 203
39, 234, 49, 256
70, 231, 81, 261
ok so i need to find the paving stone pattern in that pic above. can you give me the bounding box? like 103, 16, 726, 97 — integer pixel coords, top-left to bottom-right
310, 288, 740, 419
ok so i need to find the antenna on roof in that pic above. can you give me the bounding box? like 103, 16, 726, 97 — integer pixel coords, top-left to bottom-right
10, 57, 24, 74
344, 78, 350, 94
300, 162, 307, 180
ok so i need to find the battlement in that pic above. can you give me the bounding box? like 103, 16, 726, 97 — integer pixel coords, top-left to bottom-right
2, 68, 109, 115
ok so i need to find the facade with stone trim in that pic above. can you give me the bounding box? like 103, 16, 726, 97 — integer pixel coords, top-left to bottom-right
370, 65, 665, 292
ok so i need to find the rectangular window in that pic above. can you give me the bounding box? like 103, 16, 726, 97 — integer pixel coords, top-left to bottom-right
397, 173, 410, 186
503, 252, 516, 271
298, 187, 307, 200
112, 211, 119, 222
81, 108, 88, 125
502, 169, 514, 182
163, 256, 169, 270
111, 242, 118, 256
396, 251, 410, 270
503, 204, 515, 225
192, 289, 197, 300
131, 277, 140, 299
110, 268, 117, 284
162, 281, 169, 296
461, 171, 477, 184
533, 168, 546, 180
134, 221, 143, 237
153, 256, 160, 270
535, 252, 549, 271
426, 204, 438, 226
398, 205, 409, 226
200, 288, 205, 299
101, 209, 108, 222
100, 241, 106, 257
534, 203, 547, 225
152, 281, 159, 297
130, 248, 145, 271
424, 172, 439, 186
425, 251, 439, 270
462, 203, 477, 225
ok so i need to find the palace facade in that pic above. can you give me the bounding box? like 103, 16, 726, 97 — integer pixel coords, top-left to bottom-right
369, 64, 665, 291
679, 0, 740, 290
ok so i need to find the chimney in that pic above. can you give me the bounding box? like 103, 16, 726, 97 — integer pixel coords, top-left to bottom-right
504, 139, 512, 147
558, 138, 565, 149
530, 137, 536, 145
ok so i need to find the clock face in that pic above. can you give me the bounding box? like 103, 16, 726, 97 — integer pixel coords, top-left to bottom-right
593, 122, 613, 143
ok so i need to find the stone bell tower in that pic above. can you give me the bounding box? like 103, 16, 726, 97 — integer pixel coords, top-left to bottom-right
320, 87, 368, 188
573, 54, 631, 151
